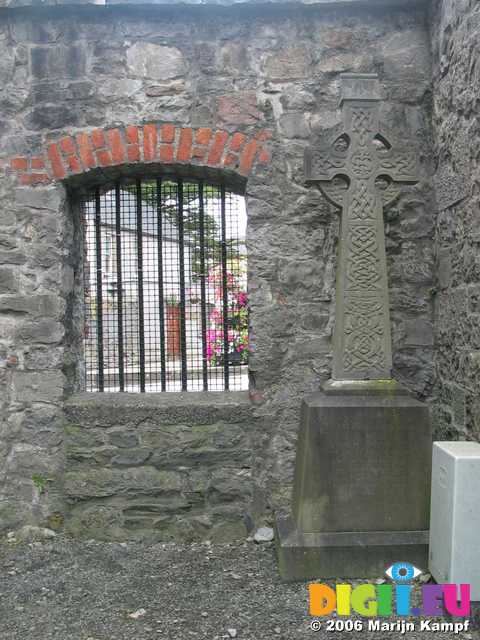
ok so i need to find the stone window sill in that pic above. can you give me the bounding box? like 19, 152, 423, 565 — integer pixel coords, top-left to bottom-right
64, 391, 253, 426
66, 390, 250, 408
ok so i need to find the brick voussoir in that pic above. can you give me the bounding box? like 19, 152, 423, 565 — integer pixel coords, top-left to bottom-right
143, 123, 158, 162
177, 127, 193, 162
47, 143, 67, 180
7, 123, 272, 186
107, 128, 127, 165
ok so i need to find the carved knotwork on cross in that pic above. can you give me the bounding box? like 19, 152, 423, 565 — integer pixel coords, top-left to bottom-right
305, 73, 418, 381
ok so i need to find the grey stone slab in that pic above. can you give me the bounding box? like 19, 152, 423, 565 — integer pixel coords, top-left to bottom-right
292, 391, 431, 533
276, 514, 429, 580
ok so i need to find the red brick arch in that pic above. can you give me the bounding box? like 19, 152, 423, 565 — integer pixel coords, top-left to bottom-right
8, 123, 272, 186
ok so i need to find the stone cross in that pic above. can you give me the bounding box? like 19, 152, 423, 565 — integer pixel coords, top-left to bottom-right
305, 74, 418, 380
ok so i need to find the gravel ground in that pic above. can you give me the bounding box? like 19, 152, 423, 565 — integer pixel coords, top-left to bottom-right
0, 537, 478, 640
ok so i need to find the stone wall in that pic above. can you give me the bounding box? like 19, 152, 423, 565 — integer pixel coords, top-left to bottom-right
64, 392, 254, 540
430, 0, 480, 442
0, 0, 435, 537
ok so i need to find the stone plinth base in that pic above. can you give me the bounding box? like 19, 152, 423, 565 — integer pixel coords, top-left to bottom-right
275, 381, 432, 581
276, 514, 428, 581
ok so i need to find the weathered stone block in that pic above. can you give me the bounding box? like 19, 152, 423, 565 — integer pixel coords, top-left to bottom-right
209, 517, 248, 542
323, 28, 354, 50
97, 77, 142, 101
381, 30, 430, 80
5, 443, 61, 476
217, 91, 263, 125
404, 319, 434, 346
17, 319, 64, 344
65, 504, 124, 540
127, 43, 185, 80
64, 424, 105, 449
12, 371, 64, 403
145, 422, 249, 468
26, 104, 81, 130
24, 346, 64, 370
316, 52, 365, 74
263, 47, 311, 80
0, 250, 26, 265
0, 294, 63, 317
207, 470, 251, 505
14, 186, 63, 211
66, 446, 117, 468
216, 42, 249, 74
278, 113, 309, 139
64, 467, 185, 500
124, 498, 192, 517
31, 244, 62, 268
108, 430, 139, 448
437, 248, 452, 289
111, 448, 151, 467
30, 45, 86, 80
0, 267, 18, 294
145, 80, 185, 97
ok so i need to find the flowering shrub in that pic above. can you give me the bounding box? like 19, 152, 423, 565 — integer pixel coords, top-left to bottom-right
206, 264, 248, 365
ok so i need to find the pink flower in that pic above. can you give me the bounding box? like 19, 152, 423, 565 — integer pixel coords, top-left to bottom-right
207, 329, 222, 342
211, 308, 223, 323
238, 292, 248, 307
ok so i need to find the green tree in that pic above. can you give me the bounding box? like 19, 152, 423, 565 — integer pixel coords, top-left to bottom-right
131, 180, 241, 281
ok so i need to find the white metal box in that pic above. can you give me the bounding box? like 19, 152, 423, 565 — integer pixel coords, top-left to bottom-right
429, 441, 480, 601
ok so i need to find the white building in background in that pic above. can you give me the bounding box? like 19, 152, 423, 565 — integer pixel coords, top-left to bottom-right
83, 186, 248, 391
85, 188, 193, 307
85, 188, 247, 310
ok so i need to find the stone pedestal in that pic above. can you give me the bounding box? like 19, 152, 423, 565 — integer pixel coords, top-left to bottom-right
276, 381, 432, 581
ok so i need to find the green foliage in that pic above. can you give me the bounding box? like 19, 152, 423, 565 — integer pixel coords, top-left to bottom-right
32, 474, 52, 494
127, 181, 239, 281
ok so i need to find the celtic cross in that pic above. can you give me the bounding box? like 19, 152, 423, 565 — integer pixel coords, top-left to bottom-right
305, 74, 418, 380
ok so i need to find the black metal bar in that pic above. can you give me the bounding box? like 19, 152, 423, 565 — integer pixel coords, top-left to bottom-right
198, 180, 208, 391
115, 183, 125, 392
220, 184, 230, 390
82, 204, 90, 392
136, 179, 146, 392
177, 179, 188, 391
94, 189, 105, 392
156, 178, 167, 392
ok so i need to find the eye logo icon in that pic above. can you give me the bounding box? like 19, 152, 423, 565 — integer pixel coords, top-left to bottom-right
385, 562, 422, 582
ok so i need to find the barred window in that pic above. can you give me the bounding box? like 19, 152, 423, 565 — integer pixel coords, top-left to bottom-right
81, 178, 248, 392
